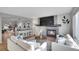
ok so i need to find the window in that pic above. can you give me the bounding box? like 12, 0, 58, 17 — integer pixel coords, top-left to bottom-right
73, 11, 79, 40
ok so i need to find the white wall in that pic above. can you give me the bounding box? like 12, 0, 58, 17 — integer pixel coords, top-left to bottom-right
57, 13, 71, 35
1, 13, 32, 26
0, 17, 2, 43
74, 11, 79, 40
72, 15, 76, 38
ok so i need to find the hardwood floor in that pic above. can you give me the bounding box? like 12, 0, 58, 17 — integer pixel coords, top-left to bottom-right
0, 31, 10, 51
0, 43, 8, 51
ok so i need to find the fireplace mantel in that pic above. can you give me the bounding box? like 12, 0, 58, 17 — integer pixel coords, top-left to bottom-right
36, 24, 61, 27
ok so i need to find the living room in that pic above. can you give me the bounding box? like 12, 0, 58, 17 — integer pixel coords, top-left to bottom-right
0, 7, 79, 51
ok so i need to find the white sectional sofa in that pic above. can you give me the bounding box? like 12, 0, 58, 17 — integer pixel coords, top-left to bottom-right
7, 34, 79, 51
7, 36, 32, 51
35, 42, 47, 51
7, 36, 45, 51
51, 42, 79, 51
54, 34, 79, 51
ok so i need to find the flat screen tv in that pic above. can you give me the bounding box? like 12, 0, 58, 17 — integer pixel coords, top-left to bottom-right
39, 16, 54, 26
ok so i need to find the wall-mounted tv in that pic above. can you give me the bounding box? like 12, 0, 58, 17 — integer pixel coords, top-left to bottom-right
39, 16, 54, 26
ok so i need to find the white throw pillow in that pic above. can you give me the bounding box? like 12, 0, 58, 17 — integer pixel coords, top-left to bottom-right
65, 39, 73, 46
65, 34, 79, 48
58, 37, 66, 45
40, 42, 47, 51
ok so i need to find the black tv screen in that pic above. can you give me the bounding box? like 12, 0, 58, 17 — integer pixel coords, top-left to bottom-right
40, 16, 54, 26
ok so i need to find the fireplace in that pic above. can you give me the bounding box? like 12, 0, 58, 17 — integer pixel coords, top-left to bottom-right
47, 29, 56, 38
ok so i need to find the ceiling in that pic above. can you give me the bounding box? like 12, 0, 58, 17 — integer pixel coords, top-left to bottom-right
0, 7, 73, 17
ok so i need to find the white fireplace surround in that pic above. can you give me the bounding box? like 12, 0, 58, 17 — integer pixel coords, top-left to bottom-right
33, 15, 59, 36
33, 13, 71, 36
33, 26, 59, 36
47, 29, 56, 36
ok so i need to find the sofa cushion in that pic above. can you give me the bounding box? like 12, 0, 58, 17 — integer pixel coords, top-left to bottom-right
65, 34, 79, 49
58, 37, 66, 45
57, 35, 66, 45
51, 42, 79, 51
